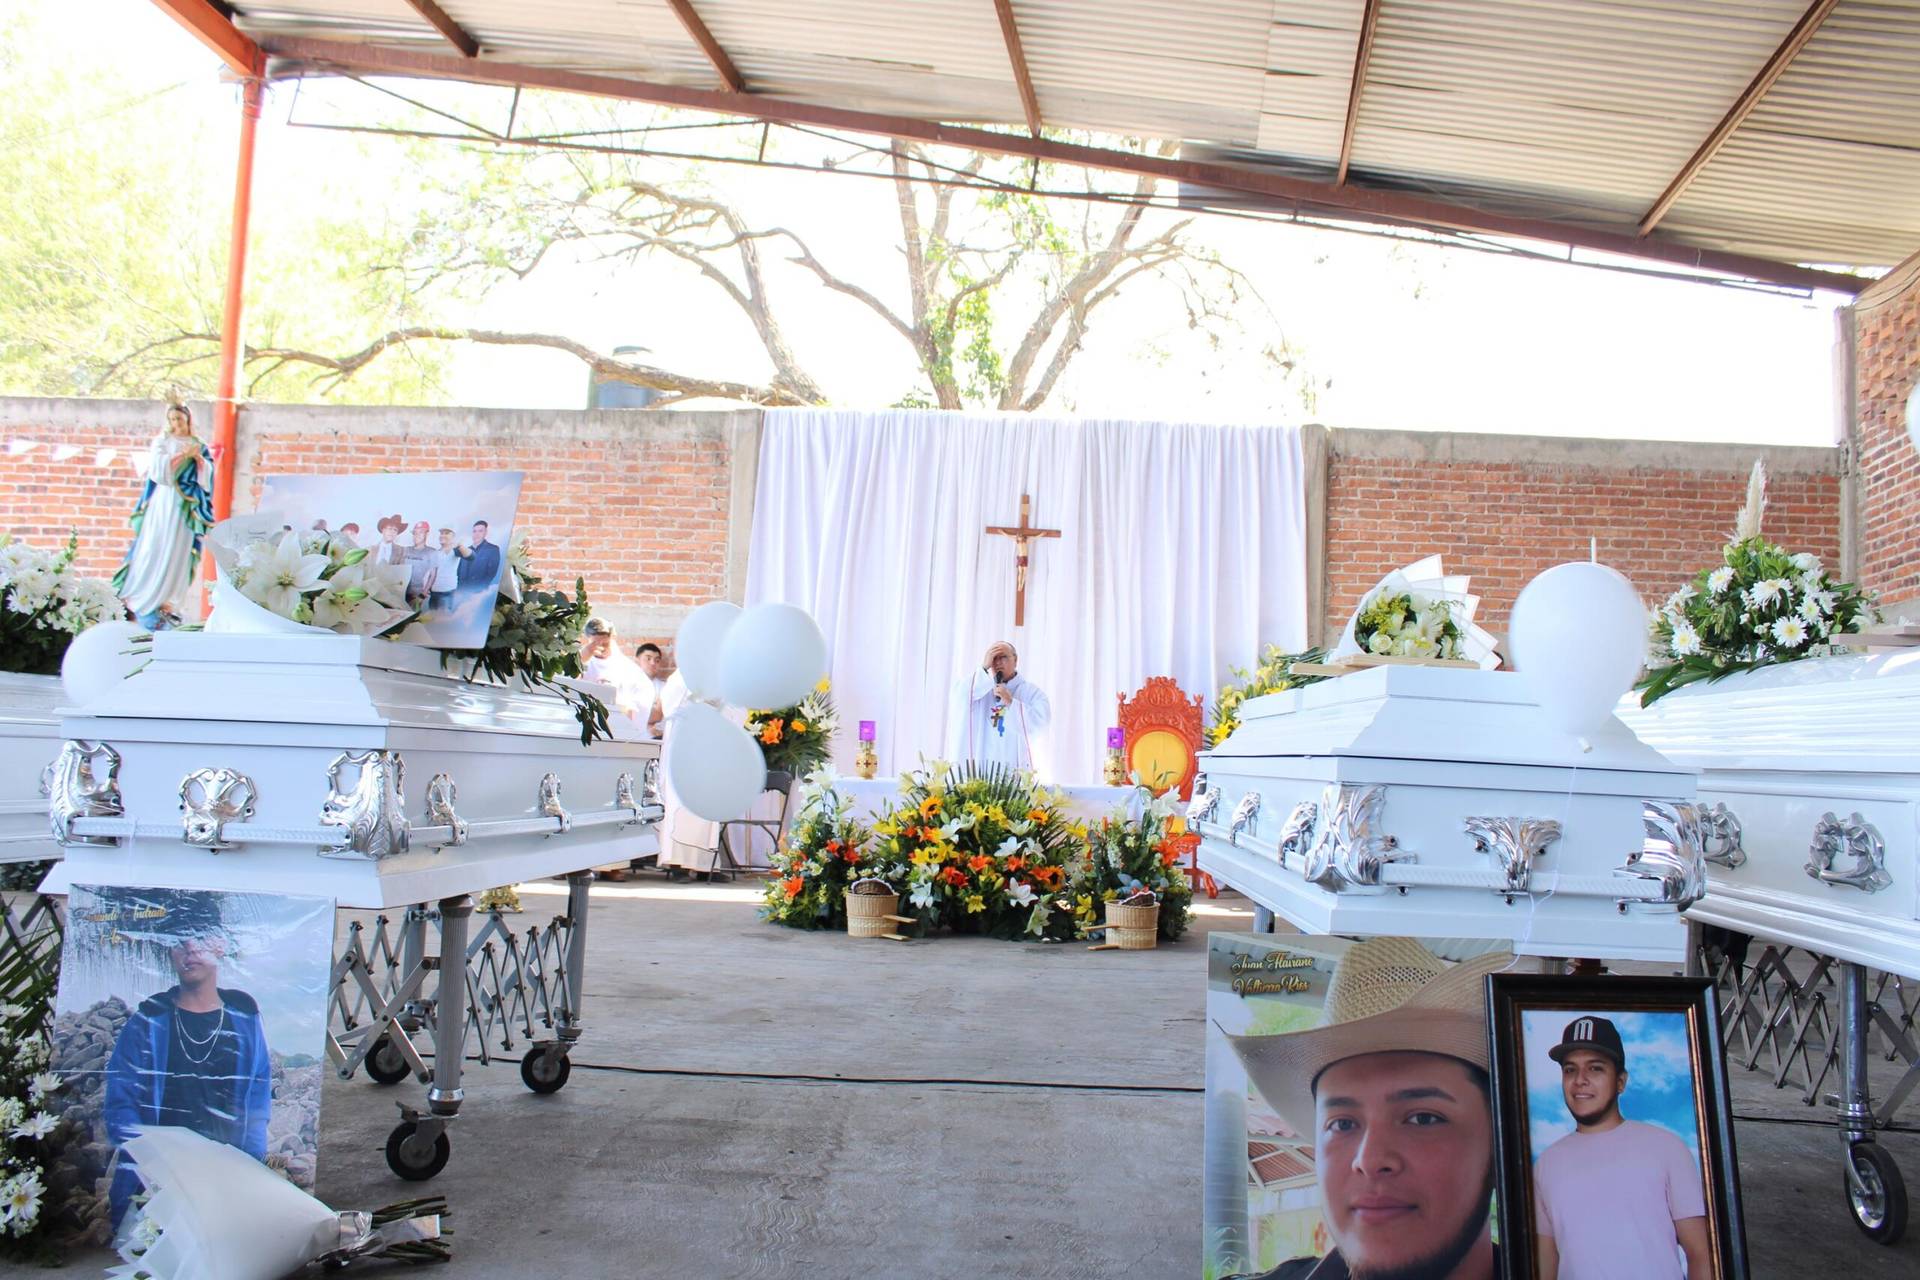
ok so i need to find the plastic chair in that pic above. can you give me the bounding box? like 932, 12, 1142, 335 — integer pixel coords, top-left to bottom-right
712, 770, 795, 880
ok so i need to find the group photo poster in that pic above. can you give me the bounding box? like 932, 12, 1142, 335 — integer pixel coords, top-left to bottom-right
1203, 932, 1521, 1280
256, 469, 525, 649
47, 886, 335, 1245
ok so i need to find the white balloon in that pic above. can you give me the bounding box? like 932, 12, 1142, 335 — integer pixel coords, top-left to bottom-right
673, 601, 742, 699
60, 620, 148, 707
665, 702, 767, 822
717, 602, 828, 710
1510, 562, 1647, 741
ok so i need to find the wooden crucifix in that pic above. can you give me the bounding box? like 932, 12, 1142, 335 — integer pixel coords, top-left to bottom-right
986, 493, 1060, 627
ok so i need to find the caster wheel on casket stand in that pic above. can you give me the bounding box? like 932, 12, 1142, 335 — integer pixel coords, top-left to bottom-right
363, 1035, 412, 1086
521, 1047, 572, 1094
1846, 1141, 1908, 1244
385, 1120, 451, 1181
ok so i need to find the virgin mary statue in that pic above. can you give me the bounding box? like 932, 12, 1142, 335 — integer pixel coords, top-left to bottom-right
113, 404, 215, 628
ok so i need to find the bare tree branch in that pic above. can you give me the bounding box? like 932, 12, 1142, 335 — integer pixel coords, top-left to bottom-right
162, 329, 816, 406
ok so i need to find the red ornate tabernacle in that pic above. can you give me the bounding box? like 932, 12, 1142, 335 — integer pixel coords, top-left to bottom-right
1116, 676, 1214, 898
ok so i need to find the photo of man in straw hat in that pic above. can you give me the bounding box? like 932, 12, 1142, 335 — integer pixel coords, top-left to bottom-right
1223, 937, 1514, 1280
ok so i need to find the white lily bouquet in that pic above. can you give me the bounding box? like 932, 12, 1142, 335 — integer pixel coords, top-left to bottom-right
1331, 554, 1499, 668
0, 535, 125, 675
204, 514, 414, 637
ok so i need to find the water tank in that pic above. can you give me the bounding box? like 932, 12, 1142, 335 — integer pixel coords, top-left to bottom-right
587, 345, 661, 409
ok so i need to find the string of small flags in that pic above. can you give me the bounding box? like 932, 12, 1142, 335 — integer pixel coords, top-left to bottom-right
4, 438, 145, 472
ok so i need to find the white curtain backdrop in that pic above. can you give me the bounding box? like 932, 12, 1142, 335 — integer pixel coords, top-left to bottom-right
745, 409, 1308, 783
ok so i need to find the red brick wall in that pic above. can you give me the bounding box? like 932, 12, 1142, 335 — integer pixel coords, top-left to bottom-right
0, 422, 157, 582
1324, 443, 1843, 640
245, 423, 733, 624
1854, 263, 1920, 607
0, 402, 742, 653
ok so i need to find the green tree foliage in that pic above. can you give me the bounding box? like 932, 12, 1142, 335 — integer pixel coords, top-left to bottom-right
0, 10, 455, 403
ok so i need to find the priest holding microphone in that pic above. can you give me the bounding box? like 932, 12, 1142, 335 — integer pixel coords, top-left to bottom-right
947, 640, 1051, 773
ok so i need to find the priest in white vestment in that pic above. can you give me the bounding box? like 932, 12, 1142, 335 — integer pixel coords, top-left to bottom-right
946, 641, 1051, 773
657, 669, 723, 876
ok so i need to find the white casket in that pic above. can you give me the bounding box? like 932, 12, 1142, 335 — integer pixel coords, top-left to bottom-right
1620, 651, 1920, 978
0, 672, 63, 867
44, 633, 663, 908
1195, 665, 1701, 961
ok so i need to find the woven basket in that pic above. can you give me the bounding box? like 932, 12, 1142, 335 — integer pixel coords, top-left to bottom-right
845, 884, 901, 939
1103, 898, 1160, 950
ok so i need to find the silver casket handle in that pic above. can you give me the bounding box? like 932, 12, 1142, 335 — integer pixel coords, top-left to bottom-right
1805, 811, 1891, 893
1698, 802, 1745, 870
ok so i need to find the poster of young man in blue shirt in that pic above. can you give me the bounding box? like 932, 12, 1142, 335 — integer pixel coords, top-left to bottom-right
101, 892, 272, 1228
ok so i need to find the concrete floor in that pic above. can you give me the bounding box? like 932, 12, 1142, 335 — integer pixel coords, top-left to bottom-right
12, 881, 1919, 1278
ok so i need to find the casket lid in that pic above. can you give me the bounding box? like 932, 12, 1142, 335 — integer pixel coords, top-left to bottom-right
66, 632, 598, 743
1620, 649, 1920, 773
1204, 664, 1686, 778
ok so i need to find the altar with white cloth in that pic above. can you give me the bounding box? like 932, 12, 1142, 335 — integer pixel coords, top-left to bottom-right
744, 409, 1310, 785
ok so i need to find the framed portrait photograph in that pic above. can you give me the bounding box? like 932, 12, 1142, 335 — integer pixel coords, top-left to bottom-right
1487, 974, 1748, 1280
1204, 932, 1528, 1280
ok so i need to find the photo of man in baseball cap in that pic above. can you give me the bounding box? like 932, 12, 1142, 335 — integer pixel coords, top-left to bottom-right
1531, 1013, 1713, 1280
1223, 937, 1515, 1280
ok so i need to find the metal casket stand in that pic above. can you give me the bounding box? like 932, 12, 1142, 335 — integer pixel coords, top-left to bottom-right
1624, 651, 1920, 1243
45, 632, 664, 1181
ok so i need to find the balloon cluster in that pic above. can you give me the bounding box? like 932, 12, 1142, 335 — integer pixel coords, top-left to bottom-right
665, 601, 828, 822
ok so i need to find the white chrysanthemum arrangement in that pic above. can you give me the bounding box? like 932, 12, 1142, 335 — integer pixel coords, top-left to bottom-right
1638, 462, 1877, 705
0, 1004, 62, 1253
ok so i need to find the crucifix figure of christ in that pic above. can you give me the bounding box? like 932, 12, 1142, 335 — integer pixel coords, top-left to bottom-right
985, 493, 1061, 627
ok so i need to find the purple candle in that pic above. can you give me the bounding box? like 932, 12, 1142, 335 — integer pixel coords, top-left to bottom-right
1106, 726, 1124, 750
859, 720, 876, 742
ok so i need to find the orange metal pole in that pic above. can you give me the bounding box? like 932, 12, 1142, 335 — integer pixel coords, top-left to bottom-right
209, 75, 264, 536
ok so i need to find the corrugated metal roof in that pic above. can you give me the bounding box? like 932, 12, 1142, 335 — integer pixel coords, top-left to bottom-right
217, 0, 1920, 273
1660, 1, 1920, 266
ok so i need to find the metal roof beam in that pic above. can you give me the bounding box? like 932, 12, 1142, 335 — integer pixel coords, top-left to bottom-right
666, 0, 745, 94
255, 34, 1868, 294
993, 0, 1042, 136
1336, 0, 1383, 186
149, 0, 263, 77
1638, 0, 1841, 236
401, 0, 480, 59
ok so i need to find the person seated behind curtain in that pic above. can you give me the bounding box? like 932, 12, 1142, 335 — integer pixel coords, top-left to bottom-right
103, 892, 271, 1229
579, 618, 663, 739
635, 642, 668, 734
